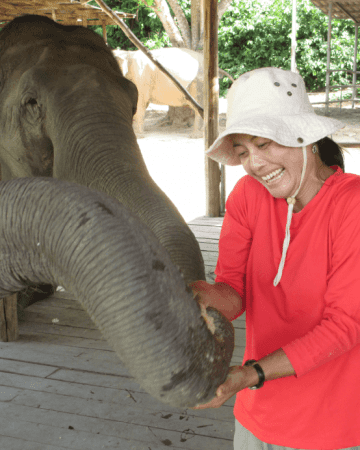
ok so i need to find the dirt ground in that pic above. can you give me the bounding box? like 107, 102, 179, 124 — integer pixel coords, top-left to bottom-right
137, 98, 360, 223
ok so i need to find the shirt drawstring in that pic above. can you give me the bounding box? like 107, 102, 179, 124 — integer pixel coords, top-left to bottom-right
273, 146, 308, 286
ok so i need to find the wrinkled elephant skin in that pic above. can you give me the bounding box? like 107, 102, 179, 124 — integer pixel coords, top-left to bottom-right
113, 48, 204, 138
0, 177, 234, 407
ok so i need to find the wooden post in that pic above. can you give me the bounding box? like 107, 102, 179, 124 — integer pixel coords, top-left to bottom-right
352, 23, 358, 109
204, 0, 220, 217
0, 294, 19, 342
102, 22, 107, 45
220, 164, 226, 214
291, 0, 297, 73
325, 2, 332, 116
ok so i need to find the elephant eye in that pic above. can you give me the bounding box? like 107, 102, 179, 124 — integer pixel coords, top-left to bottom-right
21, 92, 38, 107
25, 97, 40, 115
22, 94, 41, 121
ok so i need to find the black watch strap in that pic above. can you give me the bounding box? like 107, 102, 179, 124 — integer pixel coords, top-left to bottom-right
244, 359, 265, 389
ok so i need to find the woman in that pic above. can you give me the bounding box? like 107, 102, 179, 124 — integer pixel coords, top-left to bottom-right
190, 67, 360, 449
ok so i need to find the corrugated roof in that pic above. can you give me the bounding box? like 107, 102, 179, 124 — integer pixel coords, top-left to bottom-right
0, 0, 135, 27
310, 0, 360, 23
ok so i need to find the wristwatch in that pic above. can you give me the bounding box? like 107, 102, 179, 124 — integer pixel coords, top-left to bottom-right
244, 359, 265, 389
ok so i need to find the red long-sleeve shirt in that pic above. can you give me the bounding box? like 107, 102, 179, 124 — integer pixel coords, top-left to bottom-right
215, 166, 360, 449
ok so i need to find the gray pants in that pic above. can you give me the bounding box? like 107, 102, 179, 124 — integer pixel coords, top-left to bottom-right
234, 420, 360, 450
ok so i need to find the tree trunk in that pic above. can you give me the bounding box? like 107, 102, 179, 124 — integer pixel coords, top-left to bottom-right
218, 0, 233, 22
140, 0, 231, 51
167, 0, 191, 48
140, 0, 185, 47
191, 0, 201, 50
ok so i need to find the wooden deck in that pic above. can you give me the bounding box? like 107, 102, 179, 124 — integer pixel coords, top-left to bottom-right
0, 216, 245, 450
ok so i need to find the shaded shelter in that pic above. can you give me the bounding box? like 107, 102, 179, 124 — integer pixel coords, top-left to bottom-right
0, 0, 135, 31
310, 0, 360, 113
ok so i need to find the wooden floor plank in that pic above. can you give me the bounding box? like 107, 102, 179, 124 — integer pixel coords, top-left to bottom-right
189, 217, 224, 227
45, 368, 237, 423
22, 305, 97, 330
0, 358, 59, 378
0, 435, 65, 450
197, 242, 219, 252
1, 394, 234, 449
1, 405, 225, 450
0, 385, 234, 442
189, 229, 222, 239
18, 322, 111, 351
0, 341, 131, 377
0, 368, 235, 427
20, 315, 105, 341
0, 414, 169, 450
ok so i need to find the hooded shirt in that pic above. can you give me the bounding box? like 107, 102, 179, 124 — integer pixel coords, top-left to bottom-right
215, 166, 360, 449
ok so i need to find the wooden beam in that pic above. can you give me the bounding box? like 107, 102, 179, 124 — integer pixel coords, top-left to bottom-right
352, 23, 358, 108
204, 0, 220, 217
0, 1, 136, 27
0, 294, 19, 342
291, 0, 297, 72
102, 22, 107, 45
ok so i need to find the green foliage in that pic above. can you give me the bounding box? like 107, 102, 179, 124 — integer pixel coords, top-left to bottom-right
89, 0, 358, 95
88, 0, 168, 49
219, 0, 355, 94
218, 0, 358, 95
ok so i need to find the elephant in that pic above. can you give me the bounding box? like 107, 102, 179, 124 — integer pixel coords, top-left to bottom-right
0, 14, 234, 408
113, 48, 205, 138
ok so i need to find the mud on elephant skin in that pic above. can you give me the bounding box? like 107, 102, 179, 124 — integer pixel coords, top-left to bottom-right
0, 177, 234, 407
113, 48, 206, 138
0, 14, 205, 303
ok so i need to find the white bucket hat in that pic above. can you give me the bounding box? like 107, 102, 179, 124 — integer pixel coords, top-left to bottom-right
207, 67, 345, 286
206, 67, 344, 166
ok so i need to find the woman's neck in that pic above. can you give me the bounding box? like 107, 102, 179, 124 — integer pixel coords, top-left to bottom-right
293, 165, 335, 213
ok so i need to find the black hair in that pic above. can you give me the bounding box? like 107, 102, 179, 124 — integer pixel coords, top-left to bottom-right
317, 137, 345, 172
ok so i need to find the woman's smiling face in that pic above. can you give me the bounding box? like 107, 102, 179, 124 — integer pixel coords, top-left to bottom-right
231, 134, 334, 211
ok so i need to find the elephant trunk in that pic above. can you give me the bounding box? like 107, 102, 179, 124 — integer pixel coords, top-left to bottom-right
49, 88, 205, 284
0, 178, 233, 407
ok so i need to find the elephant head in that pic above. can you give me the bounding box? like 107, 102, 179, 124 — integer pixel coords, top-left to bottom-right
0, 177, 234, 407
0, 14, 205, 283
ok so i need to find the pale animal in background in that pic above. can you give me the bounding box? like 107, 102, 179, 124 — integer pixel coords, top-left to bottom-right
113, 48, 205, 138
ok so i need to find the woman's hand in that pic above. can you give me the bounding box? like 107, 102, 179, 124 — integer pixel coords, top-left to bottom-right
191, 365, 258, 409
189, 280, 243, 322
189, 280, 213, 308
